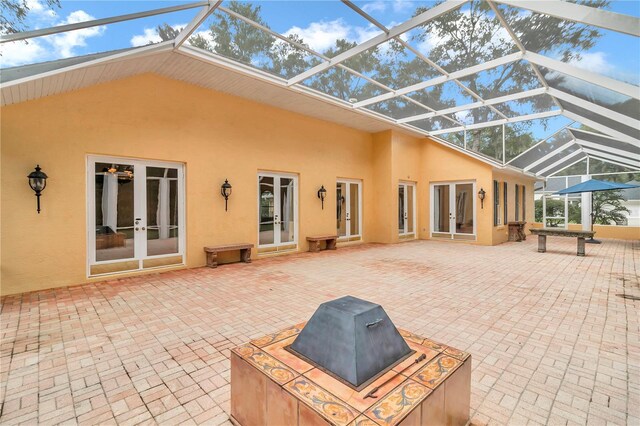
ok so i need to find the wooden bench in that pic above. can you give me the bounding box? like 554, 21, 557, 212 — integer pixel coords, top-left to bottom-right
529, 228, 595, 257
507, 221, 527, 242
204, 243, 253, 268
306, 235, 338, 252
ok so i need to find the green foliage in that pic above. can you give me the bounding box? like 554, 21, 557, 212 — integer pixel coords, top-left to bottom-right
592, 190, 631, 225
1, 0, 59, 34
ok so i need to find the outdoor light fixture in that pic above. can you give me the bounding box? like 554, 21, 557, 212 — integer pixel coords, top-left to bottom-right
221, 179, 232, 211
318, 185, 327, 209
28, 164, 48, 214
478, 188, 486, 209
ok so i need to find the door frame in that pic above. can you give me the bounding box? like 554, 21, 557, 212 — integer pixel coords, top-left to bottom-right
429, 180, 477, 240
256, 171, 299, 251
86, 155, 186, 277
398, 181, 417, 238
336, 178, 363, 241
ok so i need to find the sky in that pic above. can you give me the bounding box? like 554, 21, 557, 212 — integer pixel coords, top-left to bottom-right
0, 0, 637, 153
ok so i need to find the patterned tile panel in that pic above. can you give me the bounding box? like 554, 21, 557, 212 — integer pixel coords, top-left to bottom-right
250, 321, 307, 348
411, 355, 462, 390
232, 344, 298, 385
284, 377, 359, 426
421, 338, 445, 353
349, 414, 379, 426
364, 380, 431, 426
444, 345, 470, 361
397, 328, 424, 345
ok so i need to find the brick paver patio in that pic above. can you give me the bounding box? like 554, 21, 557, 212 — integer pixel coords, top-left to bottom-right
1, 238, 638, 425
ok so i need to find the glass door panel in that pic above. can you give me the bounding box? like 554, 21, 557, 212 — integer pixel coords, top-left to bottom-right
279, 178, 295, 244
349, 183, 360, 237
95, 162, 135, 262
398, 185, 405, 233
398, 183, 416, 237
89, 157, 185, 276
433, 184, 450, 233
337, 182, 347, 237
455, 183, 474, 234
431, 181, 476, 240
146, 166, 179, 256
259, 176, 275, 246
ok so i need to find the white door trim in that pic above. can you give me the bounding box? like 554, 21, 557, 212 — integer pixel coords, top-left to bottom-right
257, 171, 299, 250
429, 180, 477, 239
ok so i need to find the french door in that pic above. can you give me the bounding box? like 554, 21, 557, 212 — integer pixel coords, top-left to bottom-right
398, 182, 416, 238
431, 181, 476, 240
258, 172, 298, 252
336, 179, 362, 241
87, 156, 185, 276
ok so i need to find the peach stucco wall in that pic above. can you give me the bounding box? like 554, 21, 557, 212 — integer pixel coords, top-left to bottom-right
1, 72, 539, 295
491, 170, 537, 245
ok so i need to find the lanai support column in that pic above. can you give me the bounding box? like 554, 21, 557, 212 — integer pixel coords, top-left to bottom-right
581, 158, 591, 232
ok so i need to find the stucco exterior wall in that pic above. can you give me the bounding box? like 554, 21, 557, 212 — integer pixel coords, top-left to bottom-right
491, 170, 537, 245
1, 73, 539, 295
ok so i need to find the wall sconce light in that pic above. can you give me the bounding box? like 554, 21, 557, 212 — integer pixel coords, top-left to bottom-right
28, 164, 48, 214
221, 179, 232, 211
478, 187, 486, 209
317, 185, 327, 209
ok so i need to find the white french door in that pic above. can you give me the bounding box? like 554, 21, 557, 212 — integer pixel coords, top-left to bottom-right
431, 181, 476, 240
87, 156, 185, 276
398, 182, 416, 238
258, 172, 298, 251
336, 179, 362, 241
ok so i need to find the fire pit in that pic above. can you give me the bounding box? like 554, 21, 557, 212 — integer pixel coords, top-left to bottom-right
231, 296, 471, 425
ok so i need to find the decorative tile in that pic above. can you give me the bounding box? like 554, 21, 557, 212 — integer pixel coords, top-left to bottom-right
304, 366, 409, 413
411, 355, 461, 390
284, 377, 359, 426
364, 380, 431, 426
392, 341, 439, 378
232, 344, 298, 385
397, 328, 424, 345
250, 322, 307, 348
420, 338, 445, 353
350, 415, 379, 426
444, 346, 470, 361
263, 335, 314, 374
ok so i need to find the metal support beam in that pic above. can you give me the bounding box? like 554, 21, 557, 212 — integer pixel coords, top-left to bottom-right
398, 87, 546, 123
525, 52, 640, 99
524, 141, 577, 172
0, 2, 209, 43
506, 121, 575, 166
562, 110, 639, 146
286, 0, 466, 85
581, 148, 640, 169
174, 1, 222, 49
494, 0, 640, 37
355, 52, 522, 108
536, 148, 585, 176
429, 109, 561, 135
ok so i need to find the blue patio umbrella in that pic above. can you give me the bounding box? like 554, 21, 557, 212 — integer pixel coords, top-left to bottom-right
556, 179, 640, 243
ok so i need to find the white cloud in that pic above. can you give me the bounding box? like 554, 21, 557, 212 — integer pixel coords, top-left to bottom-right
25, 0, 57, 22
0, 39, 46, 67
46, 10, 105, 58
392, 0, 414, 13
284, 19, 381, 53
568, 51, 612, 76
362, 1, 386, 14
131, 28, 163, 47
1, 9, 105, 66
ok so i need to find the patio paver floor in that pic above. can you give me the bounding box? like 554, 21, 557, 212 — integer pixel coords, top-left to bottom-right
1, 238, 638, 425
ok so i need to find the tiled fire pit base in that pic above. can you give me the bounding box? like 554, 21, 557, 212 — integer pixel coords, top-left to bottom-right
230, 323, 471, 426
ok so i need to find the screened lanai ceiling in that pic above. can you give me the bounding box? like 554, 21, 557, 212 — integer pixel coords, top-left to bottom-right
1, 0, 639, 177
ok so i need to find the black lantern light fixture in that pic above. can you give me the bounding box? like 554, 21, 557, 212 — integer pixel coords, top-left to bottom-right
221, 179, 232, 211
478, 187, 486, 209
317, 185, 327, 209
28, 164, 48, 214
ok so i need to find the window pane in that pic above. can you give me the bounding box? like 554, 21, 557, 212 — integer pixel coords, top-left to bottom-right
349, 183, 360, 236
455, 183, 473, 234
146, 167, 179, 256
337, 182, 347, 237
259, 176, 275, 245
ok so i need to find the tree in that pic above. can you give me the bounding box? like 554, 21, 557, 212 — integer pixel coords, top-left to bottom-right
592, 190, 630, 225
1, 0, 60, 34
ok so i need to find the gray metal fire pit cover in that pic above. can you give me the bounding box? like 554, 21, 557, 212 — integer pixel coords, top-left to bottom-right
289, 295, 412, 388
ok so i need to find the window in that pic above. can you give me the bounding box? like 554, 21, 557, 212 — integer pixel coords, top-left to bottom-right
515, 184, 520, 220
503, 182, 508, 225
522, 186, 526, 221
493, 180, 499, 226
